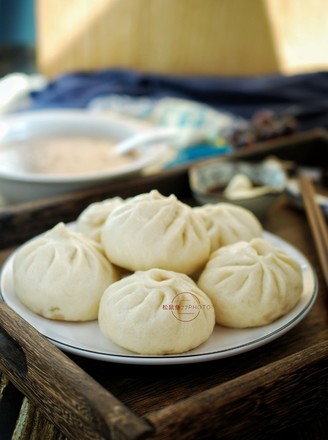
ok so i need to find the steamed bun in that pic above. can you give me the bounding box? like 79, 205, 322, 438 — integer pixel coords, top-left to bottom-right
194, 203, 263, 252
101, 190, 211, 274
98, 268, 215, 354
198, 238, 303, 328
76, 197, 123, 242
13, 223, 119, 321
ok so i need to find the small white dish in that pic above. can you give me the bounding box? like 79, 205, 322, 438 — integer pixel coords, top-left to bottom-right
189, 159, 287, 219
0, 230, 317, 365
0, 109, 169, 203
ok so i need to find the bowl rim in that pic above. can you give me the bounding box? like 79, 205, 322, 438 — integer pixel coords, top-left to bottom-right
0, 109, 168, 184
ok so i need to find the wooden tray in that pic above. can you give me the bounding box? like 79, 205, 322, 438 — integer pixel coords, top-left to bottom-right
1, 129, 328, 439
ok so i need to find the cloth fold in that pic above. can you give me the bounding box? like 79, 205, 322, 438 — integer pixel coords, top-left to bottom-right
30, 69, 328, 131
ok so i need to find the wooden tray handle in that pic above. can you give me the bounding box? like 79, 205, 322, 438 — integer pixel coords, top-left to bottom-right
0, 301, 153, 440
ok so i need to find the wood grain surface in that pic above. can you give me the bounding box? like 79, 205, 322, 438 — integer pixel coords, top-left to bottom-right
1, 197, 328, 439
1, 136, 328, 439
0, 302, 153, 440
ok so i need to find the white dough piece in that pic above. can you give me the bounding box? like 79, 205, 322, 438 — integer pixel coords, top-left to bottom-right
101, 190, 211, 274
223, 173, 271, 199
198, 238, 303, 328
98, 268, 215, 354
194, 202, 263, 252
76, 197, 123, 242
13, 222, 119, 321
223, 174, 252, 198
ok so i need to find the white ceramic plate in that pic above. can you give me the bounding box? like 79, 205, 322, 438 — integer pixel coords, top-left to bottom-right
0, 231, 317, 365
0, 109, 170, 203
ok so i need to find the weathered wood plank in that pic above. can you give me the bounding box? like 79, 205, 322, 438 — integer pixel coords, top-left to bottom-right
0, 303, 153, 440
145, 340, 328, 439
1, 131, 328, 439
12, 397, 66, 440
0, 373, 24, 439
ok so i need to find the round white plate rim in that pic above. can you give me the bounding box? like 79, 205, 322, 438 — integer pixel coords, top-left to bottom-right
0, 231, 318, 365
0, 109, 169, 183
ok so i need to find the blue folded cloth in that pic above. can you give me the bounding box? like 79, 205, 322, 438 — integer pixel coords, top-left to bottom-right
30, 68, 328, 131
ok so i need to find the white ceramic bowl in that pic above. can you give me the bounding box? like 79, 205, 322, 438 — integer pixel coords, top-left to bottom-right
0, 110, 169, 204
189, 159, 287, 219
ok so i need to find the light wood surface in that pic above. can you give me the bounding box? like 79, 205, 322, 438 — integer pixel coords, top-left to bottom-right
36, 0, 328, 78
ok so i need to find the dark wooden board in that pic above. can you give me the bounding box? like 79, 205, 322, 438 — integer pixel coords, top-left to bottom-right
1, 130, 328, 439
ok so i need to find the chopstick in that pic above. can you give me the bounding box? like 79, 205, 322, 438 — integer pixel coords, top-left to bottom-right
299, 174, 328, 286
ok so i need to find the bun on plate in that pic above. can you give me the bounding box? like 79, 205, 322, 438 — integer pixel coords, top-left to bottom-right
13, 222, 119, 321
101, 190, 211, 275
98, 268, 215, 354
76, 196, 124, 242
194, 203, 263, 252
198, 237, 303, 328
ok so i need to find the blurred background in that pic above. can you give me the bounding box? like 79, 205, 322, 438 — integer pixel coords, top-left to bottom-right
1, 0, 328, 78
0, 0, 36, 75
1, 0, 328, 204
